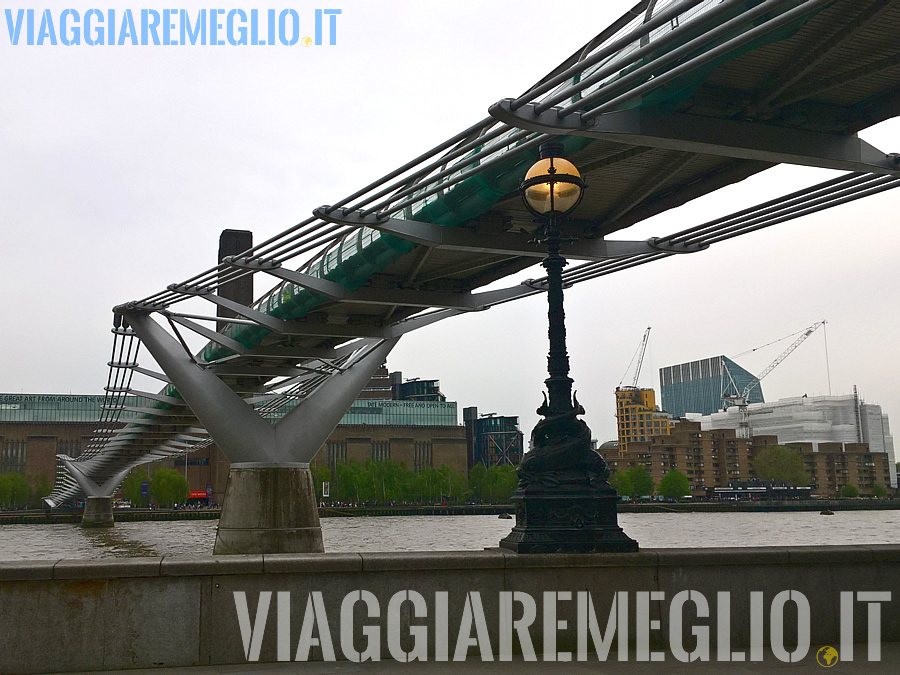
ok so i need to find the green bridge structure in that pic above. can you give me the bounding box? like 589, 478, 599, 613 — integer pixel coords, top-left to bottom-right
45, 0, 900, 555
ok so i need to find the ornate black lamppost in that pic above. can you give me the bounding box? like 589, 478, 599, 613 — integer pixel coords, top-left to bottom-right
499, 142, 638, 553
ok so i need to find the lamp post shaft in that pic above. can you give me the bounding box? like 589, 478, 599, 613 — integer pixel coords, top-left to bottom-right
542, 219, 574, 415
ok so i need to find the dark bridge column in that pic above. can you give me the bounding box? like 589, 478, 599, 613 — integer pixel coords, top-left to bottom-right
217, 229, 253, 332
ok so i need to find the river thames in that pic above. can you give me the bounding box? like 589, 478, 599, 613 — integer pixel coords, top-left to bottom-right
2, 511, 900, 560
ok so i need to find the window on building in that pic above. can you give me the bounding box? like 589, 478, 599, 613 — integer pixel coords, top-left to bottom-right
372, 440, 391, 461
326, 441, 347, 468
0, 440, 26, 473
414, 441, 432, 471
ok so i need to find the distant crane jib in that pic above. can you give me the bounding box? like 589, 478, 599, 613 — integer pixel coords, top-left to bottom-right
740, 320, 826, 400
620, 326, 652, 388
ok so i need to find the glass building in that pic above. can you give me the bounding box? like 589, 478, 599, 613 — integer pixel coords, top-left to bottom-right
0, 394, 153, 424
659, 356, 763, 418
339, 400, 457, 426
0, 393, 457, 428
264, 398, 458, 427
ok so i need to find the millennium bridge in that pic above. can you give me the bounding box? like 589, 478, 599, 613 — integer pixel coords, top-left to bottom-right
45, 0, 900, 555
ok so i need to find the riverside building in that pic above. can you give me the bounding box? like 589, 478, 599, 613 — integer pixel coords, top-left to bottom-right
463, 407, 524, 469
689, 391, 897, 487
614, 387, 673, 453
0, 368, 522, 505
608, 419, 894, 498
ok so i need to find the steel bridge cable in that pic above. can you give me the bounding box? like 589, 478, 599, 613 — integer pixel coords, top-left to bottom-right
244, 217, 327, 261
134, 221, 347, 309
138, 262, 234, 304
243, 216, 323, 257
133, 217, 341, 307
270, 228, 356, 271
575, 0, 833, 122
220, 120, 505, 272
563, 0, 800, 118
511, 0, 710, 111
554, 174, 900, 288
561, 253, 671, 286
699, 178, 900, 246
342, 123, 516, 216
324, 116, 498, 215
255, 223, 351, 266
358, 128, 531, 218
532, 0, 750, 116
661, 172, 871, 245
381, 134, 551, 219
351, 123, 517, 217
681, 175, 897, 246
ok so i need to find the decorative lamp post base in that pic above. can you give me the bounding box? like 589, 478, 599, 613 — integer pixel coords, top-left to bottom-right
499, 397, 638, 554
499, 482, 638, 553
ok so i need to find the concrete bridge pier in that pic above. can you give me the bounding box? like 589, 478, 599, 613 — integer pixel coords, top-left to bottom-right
214, 463, 323, 554
125, 311, 397, 554
81, 496, 115, 528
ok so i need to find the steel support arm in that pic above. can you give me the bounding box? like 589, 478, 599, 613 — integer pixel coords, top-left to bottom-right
124, 311, 401, 465
312, 206, 687, 260
124, 312, 278, 463
273, 338, 398, 463
60, 457, 133, 498
489, 101, 900, 175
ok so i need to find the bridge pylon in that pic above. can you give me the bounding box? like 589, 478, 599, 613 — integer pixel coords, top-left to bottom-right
60, 457, 133, 527
124, 311, 397, 554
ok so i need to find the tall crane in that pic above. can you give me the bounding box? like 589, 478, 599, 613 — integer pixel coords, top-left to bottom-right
723, 320, 826, 438
619, 327, 652, 389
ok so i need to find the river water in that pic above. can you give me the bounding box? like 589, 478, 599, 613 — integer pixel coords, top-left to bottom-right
2, 511, 900, 561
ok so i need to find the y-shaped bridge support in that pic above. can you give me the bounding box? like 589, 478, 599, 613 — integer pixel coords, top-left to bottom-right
124, 311, 397, 554
61, 458, 134, 527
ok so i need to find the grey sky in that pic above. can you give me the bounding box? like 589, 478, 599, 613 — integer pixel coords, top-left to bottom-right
1, 0, 898, 444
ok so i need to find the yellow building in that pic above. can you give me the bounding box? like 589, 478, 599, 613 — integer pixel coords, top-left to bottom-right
615, 387, 673, 452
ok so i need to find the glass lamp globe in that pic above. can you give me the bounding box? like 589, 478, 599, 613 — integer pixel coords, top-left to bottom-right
522, 156, 584, 215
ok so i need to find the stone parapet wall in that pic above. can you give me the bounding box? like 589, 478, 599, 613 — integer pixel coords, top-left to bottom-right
1, 546, 898, 672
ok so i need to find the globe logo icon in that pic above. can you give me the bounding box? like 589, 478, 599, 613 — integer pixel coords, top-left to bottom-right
301, 36, 313, 47
816, 646, 839, 667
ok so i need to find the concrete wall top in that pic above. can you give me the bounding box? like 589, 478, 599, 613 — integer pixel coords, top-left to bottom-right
2, 545, 900, 581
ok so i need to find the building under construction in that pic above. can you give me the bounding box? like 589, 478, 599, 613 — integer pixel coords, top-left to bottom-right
689, 391, 897, 487
614, 387, 673, 453
463, 407, 523, 469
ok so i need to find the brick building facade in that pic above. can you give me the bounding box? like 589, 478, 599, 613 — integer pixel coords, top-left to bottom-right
608, 419, 893, 498
0, 390, 470, 506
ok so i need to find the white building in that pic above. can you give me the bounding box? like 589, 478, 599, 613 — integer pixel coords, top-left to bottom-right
687, 392, 896, 487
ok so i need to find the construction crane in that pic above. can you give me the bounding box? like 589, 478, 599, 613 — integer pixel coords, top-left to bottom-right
723, 320, 827, 438
619, 327, 652, 389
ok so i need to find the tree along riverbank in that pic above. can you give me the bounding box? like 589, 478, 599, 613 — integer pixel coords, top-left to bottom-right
1, 499, 899, 524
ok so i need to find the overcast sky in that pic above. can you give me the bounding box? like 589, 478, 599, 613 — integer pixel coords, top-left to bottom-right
2, 0, 898, 443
